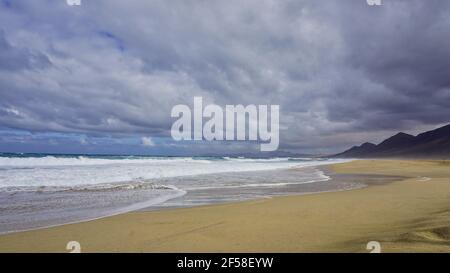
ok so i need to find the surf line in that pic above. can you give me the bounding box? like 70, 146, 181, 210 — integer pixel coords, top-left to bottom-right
171, 97, 279, 152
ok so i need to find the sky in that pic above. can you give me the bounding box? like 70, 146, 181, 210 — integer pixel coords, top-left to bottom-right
0, 0, 450, 155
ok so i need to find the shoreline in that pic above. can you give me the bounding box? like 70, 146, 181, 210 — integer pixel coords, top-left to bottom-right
0, 164, 350, 235
0, 162, 389, 236
0, 158, 350, 235
1, 159, 450, 252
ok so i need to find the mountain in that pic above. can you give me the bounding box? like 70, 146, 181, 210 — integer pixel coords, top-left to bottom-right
334, 142, 377, 158
333, 124, 450, 158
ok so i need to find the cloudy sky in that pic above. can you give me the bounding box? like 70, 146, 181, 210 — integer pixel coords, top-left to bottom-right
0, 0, 449, 155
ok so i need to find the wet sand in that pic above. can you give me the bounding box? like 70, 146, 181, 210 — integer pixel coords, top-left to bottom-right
1, 160, 450, 253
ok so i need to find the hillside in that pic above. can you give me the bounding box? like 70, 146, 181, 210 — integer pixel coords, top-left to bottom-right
334, 124, 450, 158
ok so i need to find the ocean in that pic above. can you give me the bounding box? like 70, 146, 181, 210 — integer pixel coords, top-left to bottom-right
0, 154, 353, 234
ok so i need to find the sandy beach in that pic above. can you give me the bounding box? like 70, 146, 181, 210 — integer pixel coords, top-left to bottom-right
1, 159, 450, 253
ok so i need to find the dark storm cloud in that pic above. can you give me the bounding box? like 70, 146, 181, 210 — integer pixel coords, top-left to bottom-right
0, 0, 449, 154
321, 0, 450, 132
0, 30, 51, 71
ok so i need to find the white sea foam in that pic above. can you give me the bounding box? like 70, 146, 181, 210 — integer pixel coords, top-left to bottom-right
0, 156, 349, 189
0, 155, 209, 167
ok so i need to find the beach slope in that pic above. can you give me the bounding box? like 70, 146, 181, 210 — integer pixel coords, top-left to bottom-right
1, 160, 450, 253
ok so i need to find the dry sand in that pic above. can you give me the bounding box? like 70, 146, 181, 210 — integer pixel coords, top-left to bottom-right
1, 159, 450, 253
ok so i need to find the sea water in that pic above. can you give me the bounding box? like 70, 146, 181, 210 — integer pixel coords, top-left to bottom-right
0, 154, 353, 233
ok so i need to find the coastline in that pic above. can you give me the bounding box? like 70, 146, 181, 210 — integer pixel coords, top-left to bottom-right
0, 157, 348, 234
0, 163, 360, 235
1, 159, 450, 252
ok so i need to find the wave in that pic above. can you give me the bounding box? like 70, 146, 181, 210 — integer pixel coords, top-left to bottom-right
0, 155, 213, 167
0, 155, 350, 189
0, 180, 181, 193
183, 170, 331, 190
0, 154, 329, 167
